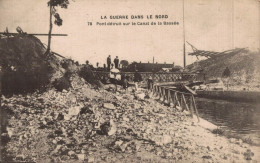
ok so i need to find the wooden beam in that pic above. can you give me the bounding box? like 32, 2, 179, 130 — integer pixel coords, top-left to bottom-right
171, 91, 176, 107
175, 92, 181, 107
192, 95, 200, 122
51, 51, 66, 59
163, 87, 166, 102
180, 93, 184, 111
155, 85, 159, 98
0, 32, 68, 36
167, 89, 171, 104
159, 86, 162, 99
189, 96, 194, 118
182, 94, 190, 114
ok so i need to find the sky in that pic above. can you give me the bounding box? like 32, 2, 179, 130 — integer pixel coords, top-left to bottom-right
0, 0, 259, 67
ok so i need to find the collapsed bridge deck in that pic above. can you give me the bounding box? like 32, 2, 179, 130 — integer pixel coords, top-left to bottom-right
93, 71, 204, 82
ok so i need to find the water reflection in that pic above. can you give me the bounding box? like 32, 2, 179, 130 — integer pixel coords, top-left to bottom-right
196, 98, 260, 144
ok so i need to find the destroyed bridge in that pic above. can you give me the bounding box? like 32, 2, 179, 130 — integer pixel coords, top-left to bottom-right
93, 71, 205, 83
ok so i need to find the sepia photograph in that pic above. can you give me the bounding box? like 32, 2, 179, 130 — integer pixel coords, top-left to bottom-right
0, 0, 259, 162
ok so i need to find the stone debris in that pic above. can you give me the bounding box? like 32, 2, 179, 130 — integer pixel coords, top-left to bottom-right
0, 75, 259, 163
107, 119, 117, 136
77, 153, 86, 161
103, 103, 116, 110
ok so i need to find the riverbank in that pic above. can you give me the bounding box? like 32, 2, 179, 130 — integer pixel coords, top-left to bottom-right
1, 76, 259, 162
196, 90, 260, 103
196, 97, 260, 146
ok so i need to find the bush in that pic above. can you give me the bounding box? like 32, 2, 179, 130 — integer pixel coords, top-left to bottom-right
243, 137, 253, 145
212, 128, 225, 135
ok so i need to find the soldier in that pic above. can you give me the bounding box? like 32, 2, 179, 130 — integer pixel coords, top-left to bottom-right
147, 76, 153, 91
133, 70, 142, 91
222, 67, 231, 78
114, 56, 119, 69
122, 75, 129, 93
107, 55, 111, 71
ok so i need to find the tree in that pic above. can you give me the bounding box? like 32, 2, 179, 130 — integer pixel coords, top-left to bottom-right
120, 60, 129, 69
46, 0, 70, 54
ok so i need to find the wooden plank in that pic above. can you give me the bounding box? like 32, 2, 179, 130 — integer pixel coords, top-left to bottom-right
167, 89, 171, 104
192, 95, 200, 122
157, 86, 160, 98
158, 86, 161, 99
161, 87, 164, 101
180, 94, 184, 111
0, 32, 68, 36
175, 92, 181, 107
162, 87, 166, 102
182, 94, 190, 113
156, 85, 159, 97
171, 90, 176, 107
51, 51, 66, 59
184, 85, 197, 95
189, 96, 194, 117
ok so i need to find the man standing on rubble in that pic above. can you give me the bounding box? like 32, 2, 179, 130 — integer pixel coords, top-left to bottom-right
133, 70, 142, 91
147, 76, 153, 91
107, 55, 111, 71
114, 56, 119, 69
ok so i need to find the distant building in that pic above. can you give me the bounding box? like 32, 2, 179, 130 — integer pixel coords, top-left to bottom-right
127, 62, 174, 72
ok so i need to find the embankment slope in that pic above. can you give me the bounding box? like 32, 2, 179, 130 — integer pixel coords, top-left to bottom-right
186, 51, 260, 89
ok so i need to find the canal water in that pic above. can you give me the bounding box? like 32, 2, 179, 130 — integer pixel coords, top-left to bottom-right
196, 97, 260, 145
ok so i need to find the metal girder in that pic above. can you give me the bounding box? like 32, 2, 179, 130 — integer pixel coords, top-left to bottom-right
186, 42, 247, 58
188, 48, 247, 58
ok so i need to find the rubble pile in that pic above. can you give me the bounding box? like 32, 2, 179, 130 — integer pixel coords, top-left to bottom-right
1, 76, 259, 162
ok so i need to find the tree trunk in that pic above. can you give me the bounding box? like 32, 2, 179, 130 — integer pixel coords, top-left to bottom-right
46, 4, 53, 54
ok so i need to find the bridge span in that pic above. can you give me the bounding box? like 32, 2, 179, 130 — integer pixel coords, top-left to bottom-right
93, 71, 204, 82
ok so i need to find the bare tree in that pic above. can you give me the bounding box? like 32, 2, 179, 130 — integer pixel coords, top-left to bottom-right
46, 0, 70, 54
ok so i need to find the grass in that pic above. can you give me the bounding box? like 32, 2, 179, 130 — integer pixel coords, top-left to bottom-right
211, 127, 256, 146
212, 127, 225, 135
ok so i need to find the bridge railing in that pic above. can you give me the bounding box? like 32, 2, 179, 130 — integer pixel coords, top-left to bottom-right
152, 84, 200, 122
93, 71, 204, 82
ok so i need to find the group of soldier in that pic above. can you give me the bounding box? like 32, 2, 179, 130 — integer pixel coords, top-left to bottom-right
106, 55, 119, 70
86, 55, 153, 93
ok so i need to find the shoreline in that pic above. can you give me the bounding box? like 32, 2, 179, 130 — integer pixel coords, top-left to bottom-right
1, 79, 259, 162
196, 90, 260, 103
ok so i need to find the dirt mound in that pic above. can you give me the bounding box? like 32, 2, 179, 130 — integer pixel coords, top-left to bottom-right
0, 35, 63, 95
186, 50, 260, 89
0, 35, 60, 72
